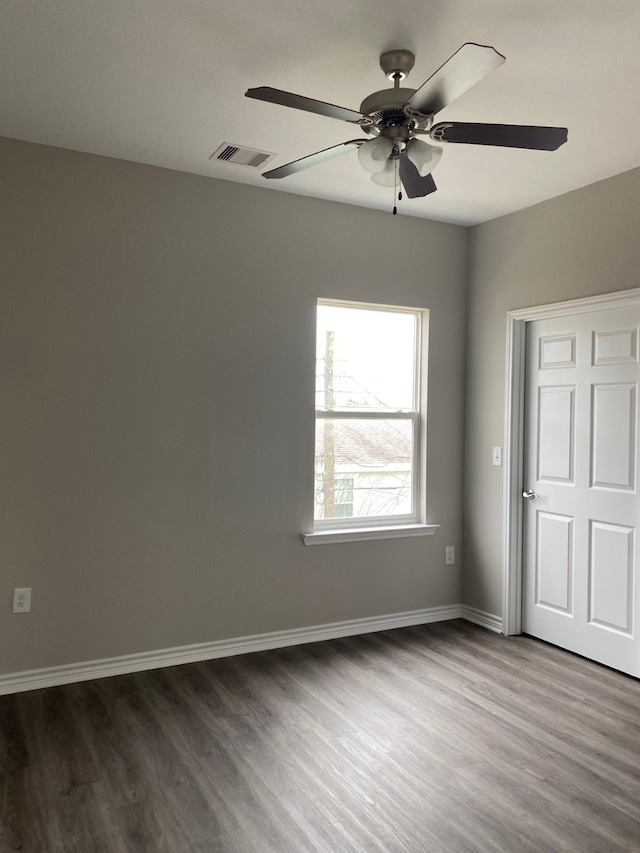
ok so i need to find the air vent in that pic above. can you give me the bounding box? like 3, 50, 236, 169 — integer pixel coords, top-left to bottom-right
210, 143, 276, 169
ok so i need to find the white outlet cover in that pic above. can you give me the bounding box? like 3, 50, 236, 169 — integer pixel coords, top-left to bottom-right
12, 587, 31, 613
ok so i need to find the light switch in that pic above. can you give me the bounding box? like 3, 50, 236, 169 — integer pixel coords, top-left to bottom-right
492, 446, 502, 466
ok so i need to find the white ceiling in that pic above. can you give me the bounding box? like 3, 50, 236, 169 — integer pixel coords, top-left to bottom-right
2, 0, 640, 225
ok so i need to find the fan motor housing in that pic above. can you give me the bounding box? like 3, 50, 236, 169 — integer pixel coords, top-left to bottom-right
359, 87, 417, 133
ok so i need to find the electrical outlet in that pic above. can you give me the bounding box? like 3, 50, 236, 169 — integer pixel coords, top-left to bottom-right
12, 587, 31, 613
445, 546, 455, 566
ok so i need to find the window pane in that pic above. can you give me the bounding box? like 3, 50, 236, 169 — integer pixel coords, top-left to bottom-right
314, 418, 413, 520
316, 305, 416, 411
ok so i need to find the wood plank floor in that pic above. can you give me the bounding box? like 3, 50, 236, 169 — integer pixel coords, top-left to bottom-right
1, 619, 640, 852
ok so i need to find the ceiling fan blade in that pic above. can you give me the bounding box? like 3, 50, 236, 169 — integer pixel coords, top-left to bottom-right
399, 154, 438, 199
246, 87, 368, 123
263, 141, 364, 179
431, 122, 568, 150
404, 43, 505, 116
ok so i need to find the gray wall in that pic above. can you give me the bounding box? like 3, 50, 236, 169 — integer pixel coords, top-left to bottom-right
464, 166, 640, 617
0, 137, 468, 675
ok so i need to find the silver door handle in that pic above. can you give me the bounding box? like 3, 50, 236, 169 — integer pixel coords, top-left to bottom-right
522, 489, 538, 500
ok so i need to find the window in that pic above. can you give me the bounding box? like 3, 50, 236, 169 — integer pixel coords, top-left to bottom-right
313, 299, 427, 533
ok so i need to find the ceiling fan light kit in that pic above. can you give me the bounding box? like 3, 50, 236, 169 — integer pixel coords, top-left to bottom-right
245, 42, 568, 207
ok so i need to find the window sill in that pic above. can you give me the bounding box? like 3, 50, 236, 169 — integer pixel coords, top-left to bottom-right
302, 523, 440, 546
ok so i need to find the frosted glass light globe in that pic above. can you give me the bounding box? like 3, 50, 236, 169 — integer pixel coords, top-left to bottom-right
358, 136, 394, 174
406, 138, 443, 176
371, 159, 399, 188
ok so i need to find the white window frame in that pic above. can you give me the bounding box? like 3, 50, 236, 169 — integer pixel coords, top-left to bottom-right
304, 298, 439, 545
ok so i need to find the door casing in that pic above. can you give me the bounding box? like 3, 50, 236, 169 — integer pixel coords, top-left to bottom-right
502, 287, 640, 635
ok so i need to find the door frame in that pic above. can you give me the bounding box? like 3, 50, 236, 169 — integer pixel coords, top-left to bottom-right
502, 286, 640, 635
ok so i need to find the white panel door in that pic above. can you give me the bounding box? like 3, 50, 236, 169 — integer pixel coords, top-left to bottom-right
523, 307, 640, 676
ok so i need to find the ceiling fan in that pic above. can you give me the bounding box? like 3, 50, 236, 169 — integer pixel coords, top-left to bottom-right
246, 43, 568, 205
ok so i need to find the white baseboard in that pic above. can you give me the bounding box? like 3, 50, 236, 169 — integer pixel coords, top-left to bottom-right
0, 604, 464, 696
461, 605, 503, 634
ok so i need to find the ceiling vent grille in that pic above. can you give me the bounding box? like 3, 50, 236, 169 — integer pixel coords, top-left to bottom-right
210, 143, 276, 169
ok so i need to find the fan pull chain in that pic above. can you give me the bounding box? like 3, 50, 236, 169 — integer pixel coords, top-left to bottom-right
393, 159, 399, 215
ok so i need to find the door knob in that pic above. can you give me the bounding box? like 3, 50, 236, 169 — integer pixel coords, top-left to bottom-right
522, 489, 538, 500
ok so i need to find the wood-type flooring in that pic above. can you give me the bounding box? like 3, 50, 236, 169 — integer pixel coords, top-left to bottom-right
1, 619, 640, 852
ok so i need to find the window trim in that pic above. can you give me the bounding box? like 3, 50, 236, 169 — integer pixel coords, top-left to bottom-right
302, 523, 440, 546
311, 298, 429, 534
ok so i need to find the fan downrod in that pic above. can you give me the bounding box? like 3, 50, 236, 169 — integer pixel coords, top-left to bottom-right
379, 49, 415, 82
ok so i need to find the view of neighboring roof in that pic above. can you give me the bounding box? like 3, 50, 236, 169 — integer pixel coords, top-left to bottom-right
315, 419, 411, 469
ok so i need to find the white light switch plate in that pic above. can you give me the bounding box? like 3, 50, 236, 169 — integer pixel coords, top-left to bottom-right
492, 446, 502, 466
